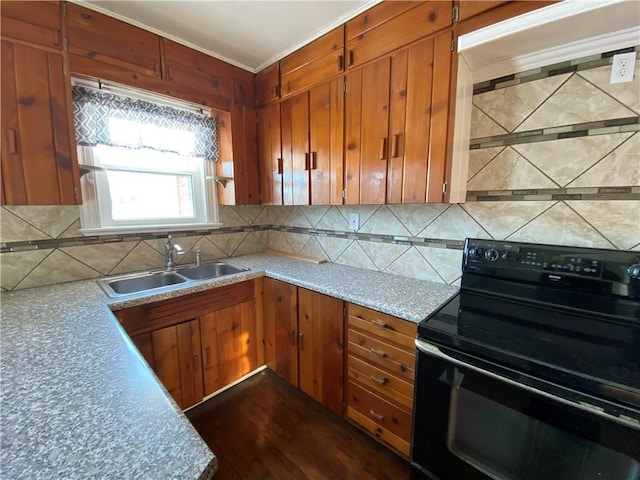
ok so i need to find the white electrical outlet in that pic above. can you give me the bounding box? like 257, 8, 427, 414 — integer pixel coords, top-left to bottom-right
348, 213, 359, 231
610, 52, 636, 84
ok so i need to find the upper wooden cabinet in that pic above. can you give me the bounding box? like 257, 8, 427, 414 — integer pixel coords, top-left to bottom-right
232, 66, 256, 106
346, 1, 452, 69
280, 27, 345, 99
1, 40, 79, 205
162, 39, 233, 110
256, 62, 280, 106
456, 1, 509, 22
457, 1, 555, 35
345, 31, 452, 204
0, 1, 61, 49
65, 2, 163, 87
257, 102, 283, 205
280, 78, 344, 206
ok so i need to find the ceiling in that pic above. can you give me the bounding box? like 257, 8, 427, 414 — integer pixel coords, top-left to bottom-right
77, 0, 378, 73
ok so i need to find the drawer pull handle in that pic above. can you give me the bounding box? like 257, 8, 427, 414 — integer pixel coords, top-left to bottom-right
311, 151, 318, 170
379, 137, 388, 160
291, 329, 296, 346
337, 54, 344, 71
369, 409, 385, 421
370, 347, 387, 357
371, 319, 389, 329
205, 347, 211, 366
370, 375, 388, 385
277, 157, 283, 175
7, 129, 18, 154
304, 152, 310, 170
348, 50, 354, 66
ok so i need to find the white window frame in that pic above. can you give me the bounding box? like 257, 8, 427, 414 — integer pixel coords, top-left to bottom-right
74, 80, 222, 235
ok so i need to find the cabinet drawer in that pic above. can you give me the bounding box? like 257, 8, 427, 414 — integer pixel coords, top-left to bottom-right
348, 328, 415, 381
347, 380, 412, 442
115, 280, 255, 335
347, 406, 410, 456
347, 355, 413, 410
280, 49, 343, 98
1, 1, 61, 49
347, 304, 416, 349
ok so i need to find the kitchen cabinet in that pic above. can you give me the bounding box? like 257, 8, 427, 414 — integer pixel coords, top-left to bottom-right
263, 278, 345, 414
346, 1, 452, 69
1, 39, 80, 205
457, 0, 555, 35
263, 278, 298, 384
257, 102, 283, 205
256, 62, 280, 106
0, 0, 61, 49
115, 280, 258, 410
346, 303, 416, 456
280, 78, 344, 206
280, 27, 344, 99
345, 30, 453, 204
65, 2, 163, 90
162, 39, 233, 111
200, 300, 259, 396
131, 319, 203, 410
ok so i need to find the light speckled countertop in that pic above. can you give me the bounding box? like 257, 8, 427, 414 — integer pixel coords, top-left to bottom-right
0, 253, 458, 479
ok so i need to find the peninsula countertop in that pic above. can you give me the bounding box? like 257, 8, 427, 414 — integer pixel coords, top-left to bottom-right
0, 253, 458, 479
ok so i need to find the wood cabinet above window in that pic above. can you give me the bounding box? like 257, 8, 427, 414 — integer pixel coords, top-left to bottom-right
65, 2, 163, 87
162, 39, 233, 111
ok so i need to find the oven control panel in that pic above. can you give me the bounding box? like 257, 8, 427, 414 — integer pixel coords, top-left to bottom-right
464, 240, 604, 278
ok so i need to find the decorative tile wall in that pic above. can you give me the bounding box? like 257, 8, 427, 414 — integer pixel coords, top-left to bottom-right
1, 48, 639, 292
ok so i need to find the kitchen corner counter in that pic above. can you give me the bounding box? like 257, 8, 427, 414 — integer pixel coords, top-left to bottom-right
0, 253, 458, 479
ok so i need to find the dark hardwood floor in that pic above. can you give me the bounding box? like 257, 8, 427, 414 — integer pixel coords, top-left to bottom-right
187, 369, 412, 480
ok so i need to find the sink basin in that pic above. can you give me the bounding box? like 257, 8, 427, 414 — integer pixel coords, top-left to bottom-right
178, 262, 248, 280
99, 271, 187, 296
98, 262, 250, 298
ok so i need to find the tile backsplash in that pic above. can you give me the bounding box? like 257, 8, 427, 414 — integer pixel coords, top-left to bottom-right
2, 48, 639, 292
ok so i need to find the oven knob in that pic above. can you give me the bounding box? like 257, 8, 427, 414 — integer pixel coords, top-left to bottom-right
468, 247, 482, 259
485, 248, 499, 262
628, 264, 640, 279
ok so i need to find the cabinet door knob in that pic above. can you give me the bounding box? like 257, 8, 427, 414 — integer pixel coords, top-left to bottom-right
7, 129, 18, 154
291, 329, 296, 346
311, 151, 317, 170
304, 152, 310, 171
299, 332, 304, 350
379, 137, 388, 160
205, 347, 211, 365
337, 54, 344, 71
348, 50, 354, 66
371, 319, 389, 329
192, 354, 200, 373
277, 158, 283, 175
392, 133, 403, 158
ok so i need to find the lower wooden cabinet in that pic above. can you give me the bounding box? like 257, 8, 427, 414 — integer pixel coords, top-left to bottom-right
346, 303, 417, 456
263, 278, 345, 415
115, 280, 258, 410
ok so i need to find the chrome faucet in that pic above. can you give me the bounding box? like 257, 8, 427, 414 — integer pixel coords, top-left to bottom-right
195, 246, 202, 267
165, 235, 183, 270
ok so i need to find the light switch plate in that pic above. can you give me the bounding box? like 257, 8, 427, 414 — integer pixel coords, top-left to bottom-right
348, 213, 359, 231
610, 52, 636, 84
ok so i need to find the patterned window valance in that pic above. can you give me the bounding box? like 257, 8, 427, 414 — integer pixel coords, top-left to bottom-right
72, 85, 218, 161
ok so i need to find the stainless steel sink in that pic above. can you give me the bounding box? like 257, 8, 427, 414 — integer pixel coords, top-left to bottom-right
99, 271, 187, 297
177, 262, 248, 280
98, 261, 250, 298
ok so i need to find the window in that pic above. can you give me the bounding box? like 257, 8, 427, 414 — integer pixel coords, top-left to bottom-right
72, 80, 221, 234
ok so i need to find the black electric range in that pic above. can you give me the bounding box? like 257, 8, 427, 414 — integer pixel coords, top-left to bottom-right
411, 239, 640, 480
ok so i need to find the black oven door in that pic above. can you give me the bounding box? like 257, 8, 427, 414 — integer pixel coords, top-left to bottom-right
412, 339, 640, 480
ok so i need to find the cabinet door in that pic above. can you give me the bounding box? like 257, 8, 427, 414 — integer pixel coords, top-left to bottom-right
298, 288, 344, 415
388, 32, 453, 203
346, 1, 452, 68
281, 92, 310, 205
256, 62, 280, 106
163, 39, 233, 111
309, 78, 344, 206
66, 3, 162, 85
263, 278, 298, 386
132, 319, 204, 410
230, 104, 260, 205
0, 0, 61, 49
1, 40, 79, 205
345, 57, 390, 204
200, 300, 259, 397
258, 102, 283, 205
232, 66, 256, 106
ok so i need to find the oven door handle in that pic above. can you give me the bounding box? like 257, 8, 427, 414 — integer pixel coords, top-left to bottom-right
415, 338, 640, 429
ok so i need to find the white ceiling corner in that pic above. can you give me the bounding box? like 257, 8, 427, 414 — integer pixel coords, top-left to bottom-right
75, 0, 380, 73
